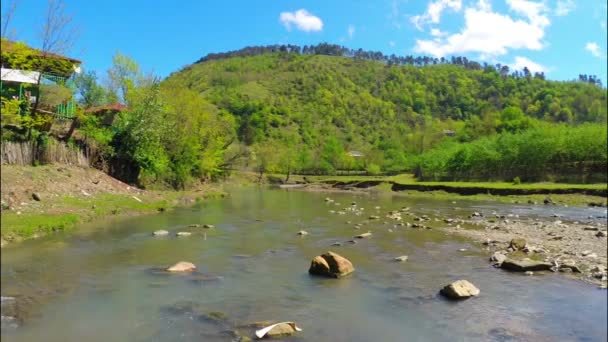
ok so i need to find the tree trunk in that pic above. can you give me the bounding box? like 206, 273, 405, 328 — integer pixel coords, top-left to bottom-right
63, 117, 79, 141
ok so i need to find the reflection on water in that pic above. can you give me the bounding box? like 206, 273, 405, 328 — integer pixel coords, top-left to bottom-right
1, 188, 606, 341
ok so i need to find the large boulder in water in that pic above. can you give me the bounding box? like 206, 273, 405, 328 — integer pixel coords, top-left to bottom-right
166, 261, 196, 272
500, 258, 552, 272
308, 251, 355, 278
440, 280, 480, 299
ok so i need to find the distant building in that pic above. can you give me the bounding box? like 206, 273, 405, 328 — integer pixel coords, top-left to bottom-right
1, 39, 81, 118
443, 129, 456, 137
347, 150, 364, 158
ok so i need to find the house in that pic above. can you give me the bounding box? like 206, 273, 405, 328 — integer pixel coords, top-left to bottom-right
0, 39, 81, 119
84, 103, 128, 126
347, 150, 364, 158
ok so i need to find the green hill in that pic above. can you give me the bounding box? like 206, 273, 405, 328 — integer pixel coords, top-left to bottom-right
164, 46, 606, 181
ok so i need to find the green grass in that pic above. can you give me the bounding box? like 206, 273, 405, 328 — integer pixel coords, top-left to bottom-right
1, 212, 80, 240
1, 190, 226, 242
302, 173, 607, 191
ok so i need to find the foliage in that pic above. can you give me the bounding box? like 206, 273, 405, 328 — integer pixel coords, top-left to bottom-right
73, 69, 107, 108
166, 49, 607, 179
416, 123, 607, 182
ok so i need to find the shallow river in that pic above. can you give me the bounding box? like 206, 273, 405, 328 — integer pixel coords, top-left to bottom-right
1, 188, 607, 341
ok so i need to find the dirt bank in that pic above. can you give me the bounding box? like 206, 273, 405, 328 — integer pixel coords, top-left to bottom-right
0, 165, 225, 245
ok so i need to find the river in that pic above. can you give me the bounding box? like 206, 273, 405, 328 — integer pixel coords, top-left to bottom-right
1, 187, 606, 341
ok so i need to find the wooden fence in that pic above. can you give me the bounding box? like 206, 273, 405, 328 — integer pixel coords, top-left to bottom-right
1, 139, 90, 167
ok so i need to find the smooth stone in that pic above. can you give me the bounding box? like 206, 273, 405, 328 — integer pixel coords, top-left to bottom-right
440, 280, 480, 299
354, 232, 372, 239
166, 261, 196, 272
176, 232, 192, 236
394, 255, 408, 262
509, 238, 526, 251
203, 224, 215, 229
308, 251, 355, 278
153, 230, 169, 236
500, 258, 552, 272
297, 230, 309, 236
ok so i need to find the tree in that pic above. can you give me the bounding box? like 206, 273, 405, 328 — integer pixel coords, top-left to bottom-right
107, 51, 142, 104
73, 69, 107, 108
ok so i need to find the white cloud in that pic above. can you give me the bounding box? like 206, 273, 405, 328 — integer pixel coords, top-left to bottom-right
389, 40, 396, 47
410, 0, 462, 30
413, 0, 550, 57
554, 0, 575, 16
279, 9, 323, 32
509, 56, 546, 73
585, 42, 601, 57
430, 28, 447, 37
348, 25, 356, 39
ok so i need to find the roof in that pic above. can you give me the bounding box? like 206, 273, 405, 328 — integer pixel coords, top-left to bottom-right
84, 103, 128, 113
1, 39, 81, 64
1, 68, 40, 84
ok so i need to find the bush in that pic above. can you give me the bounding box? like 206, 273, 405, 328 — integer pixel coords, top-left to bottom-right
366, 163, 381, 175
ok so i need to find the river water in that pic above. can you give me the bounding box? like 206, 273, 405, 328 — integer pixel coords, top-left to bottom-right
1, 188, 606, 341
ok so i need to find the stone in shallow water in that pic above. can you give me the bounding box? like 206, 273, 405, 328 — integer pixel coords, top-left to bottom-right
354, 232, 372, 239
166, 261, 196, 272
309, 251, 355, 278
153, 230, 169, 236
500, 259, 552, 272
394, 255, 408, 262
255, 322, 302, 339
440, 280, 480, 299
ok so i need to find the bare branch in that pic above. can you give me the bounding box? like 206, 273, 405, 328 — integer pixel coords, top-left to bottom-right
39, 0, 77, 55
1, 0, 20, 39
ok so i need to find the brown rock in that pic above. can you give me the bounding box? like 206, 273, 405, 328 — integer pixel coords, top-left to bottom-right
509, 238, 527, 251
440, 280, 480, 299
500, 258, 552, 272
308, 251, 355, 278
166, 261, 196, 272
264, 323, 297, 338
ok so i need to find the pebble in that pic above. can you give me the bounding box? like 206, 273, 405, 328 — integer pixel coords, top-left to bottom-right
394, 255, 409, 262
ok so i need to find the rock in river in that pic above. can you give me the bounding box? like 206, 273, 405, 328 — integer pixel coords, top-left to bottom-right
308, 251, 355, 278
166, 261, 197, 272
394, 255, 409, 262
255, 322, 302, 339
297, 230, 309, 236
440, 280, 480, 299
500, 258, 552, 272
153, 230, 169, 236
354, 232, 372, 239
176, 232, 192, 237
490, 252, 507, 266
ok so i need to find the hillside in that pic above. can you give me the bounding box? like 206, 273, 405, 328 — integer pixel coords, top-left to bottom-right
163, 47, 607, 180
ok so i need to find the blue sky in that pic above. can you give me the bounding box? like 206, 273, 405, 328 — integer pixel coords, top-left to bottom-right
3, 0, 607, 84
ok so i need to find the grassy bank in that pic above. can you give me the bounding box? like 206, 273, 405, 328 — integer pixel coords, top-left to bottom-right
257, 172, 607, 206
1, 190, 225, 243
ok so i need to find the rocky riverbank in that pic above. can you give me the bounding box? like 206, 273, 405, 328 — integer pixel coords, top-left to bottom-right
314, 190, 608, 288
440, 214, 607, 287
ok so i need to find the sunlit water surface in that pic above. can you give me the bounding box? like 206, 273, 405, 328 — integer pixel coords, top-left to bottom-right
1, 188, 606, 341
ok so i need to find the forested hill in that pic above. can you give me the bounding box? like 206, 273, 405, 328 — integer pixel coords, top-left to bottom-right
164, 44, 607, 179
